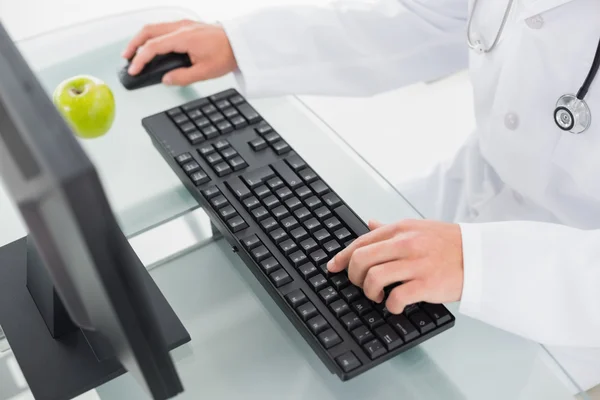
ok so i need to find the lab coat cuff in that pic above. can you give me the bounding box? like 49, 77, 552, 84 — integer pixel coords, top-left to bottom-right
220, 19, 261, 97
457, 223, 484, 317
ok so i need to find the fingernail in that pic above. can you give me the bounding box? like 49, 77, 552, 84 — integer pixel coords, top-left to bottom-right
128, 66, 135, 74
163, 75, 172, 85
327, 259, 334, 271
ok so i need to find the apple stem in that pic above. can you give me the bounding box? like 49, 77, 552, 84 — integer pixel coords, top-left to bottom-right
70, 88, 83, 96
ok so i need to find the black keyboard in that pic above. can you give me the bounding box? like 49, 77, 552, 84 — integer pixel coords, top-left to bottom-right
142, 88, 455, 380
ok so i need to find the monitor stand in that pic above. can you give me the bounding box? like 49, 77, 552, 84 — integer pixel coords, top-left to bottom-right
0, 236, 191, 400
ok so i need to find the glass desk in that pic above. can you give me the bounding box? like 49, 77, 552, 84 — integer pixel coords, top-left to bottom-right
0, 7, 586, 400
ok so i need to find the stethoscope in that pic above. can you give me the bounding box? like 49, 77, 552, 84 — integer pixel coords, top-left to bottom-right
467, 0, 600, 134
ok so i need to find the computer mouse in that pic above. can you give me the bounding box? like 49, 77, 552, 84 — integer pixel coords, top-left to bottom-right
118, 52, 192, 90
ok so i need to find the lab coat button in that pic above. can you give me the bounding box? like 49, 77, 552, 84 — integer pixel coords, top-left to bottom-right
526, 15, 544, 30
504, 113, 520, 130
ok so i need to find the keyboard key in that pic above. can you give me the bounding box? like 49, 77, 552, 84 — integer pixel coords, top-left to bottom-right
304, 218, 321, 233
201, 186, 220, 199
324, 217, 342, 231
319, 287, 339, 304
243, 196, 260, 210
180, 122, 196, 134
330, 299, 350, 318
333, 205, 369, 237
336, 352, 361, 373
206, 153, 223, 165
330, 274, 350, 290
341, 286, 361, 303
270, 269, 292, 287
285, 155, 306, 171
387, 315, 419, 342
223, 107, 239, 119
190, 171, 209, 186
210, 89, 237, 102
309, 274, 328, 291
285, 197, 302, 211
298, 168, 318, 183
270, 228, 288, 244
289, 251, 307, 267
186, 131, 205, 144
300, 238, 318, 254
254, 185, 271, 200
324, 240, 342, 256
273, 140, 291, 155
252, 206, 269, 221
308, 315, 328, 334
260, 217, 278, 232
216, 120, 234, 134
363, 311, 384, 330
352, 298, 373, 316
374, 324, 403, 351
363, 339, 387, 360
318, 329, 341, 349
280, 239, 297, 255
260, 257, 280, 274
314, 206, 332, 220
230, 115, 247, 129
182, 161, 201, 174
226, 179, 251, 200
236, 102, 261, 124
210, 195, 228, 209
251, 245, 270, 262
264, 131, 281, 144
310, 249, 328, 266
267, 177, 284, 190
298, 262, 318, 279
272, 161, 302, 189
209, 112, 225, 124
294, 207, 312, 222
249, 137, 268, 151
175, 153, 193, 165
314, 229, 332, 245
183, 98, 209, 111
215, 99, 231, 110
275, 187, 293, 201
420, 303, 452, 326
351, 325, 374, 344
220, 147, 237, 160
229, 94, 245, 105
219, 205, 237, 220
290, 227, 309, 242
214, 162, 232, 177
173, 114, 189, 125
305, 196, 322, 211
286, 290, 307, 308
295, 185, 312, 200
242, 234, 260, 249
341, 312, 362, 331
374, 304, 392, 318
214, 139, 230, 151
407, 310, 436, 334
227, 215, 247, 232
194, 116, 211, 129
281, 216, 299, 231
272, 206, 290, 220
243, 167, 275, 188
202, 126, 219, 139
264, 195, 281, 209
334, 228, 352, 242
198, 144, 215, 157
255, 122, 273, 136
202, 104, 217, 115
167, 107, 184, 118
297, 302, 318, 321
229, 156, 248, 171
311, 181, 330, 196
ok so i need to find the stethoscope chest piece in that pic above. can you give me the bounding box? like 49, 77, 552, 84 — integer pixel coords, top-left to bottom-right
554, 94, 591, 134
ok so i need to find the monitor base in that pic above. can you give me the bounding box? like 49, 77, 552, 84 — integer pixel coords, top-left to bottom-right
0, 237, 191, 400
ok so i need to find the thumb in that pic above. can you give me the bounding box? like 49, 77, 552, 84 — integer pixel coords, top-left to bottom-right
163, 65, 209, 86
368, 220, 385, 230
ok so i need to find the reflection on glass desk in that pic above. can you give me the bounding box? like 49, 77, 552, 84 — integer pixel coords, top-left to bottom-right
0, 6, 585, 400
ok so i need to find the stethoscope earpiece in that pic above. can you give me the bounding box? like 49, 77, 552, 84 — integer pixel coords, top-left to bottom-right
554, 94, 591, 134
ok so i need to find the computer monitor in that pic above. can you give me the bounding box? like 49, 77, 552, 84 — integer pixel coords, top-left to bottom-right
0, 21, 190, 400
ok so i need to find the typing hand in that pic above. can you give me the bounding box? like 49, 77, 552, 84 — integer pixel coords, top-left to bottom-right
327, 219, 463, 314
122, 20, 238, 86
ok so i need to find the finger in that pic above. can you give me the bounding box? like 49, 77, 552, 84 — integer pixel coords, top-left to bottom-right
346, 238, 410, 287
368, 220, 385, 230
362, 261, 416, 303
122, 20, 190, 59
386, 280, 425, 314
128, 31, 188, 75
327, 223, 399, 273
163, 65, 210, 86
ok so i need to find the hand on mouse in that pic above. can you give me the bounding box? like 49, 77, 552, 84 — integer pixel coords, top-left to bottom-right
327, 219, 464, 314
122, 20, 238, 86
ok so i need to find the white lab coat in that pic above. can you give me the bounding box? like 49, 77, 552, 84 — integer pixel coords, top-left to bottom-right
221, 0, 600, 391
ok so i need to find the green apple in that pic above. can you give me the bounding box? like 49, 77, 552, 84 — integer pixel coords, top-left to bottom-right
53, 75, 115, 139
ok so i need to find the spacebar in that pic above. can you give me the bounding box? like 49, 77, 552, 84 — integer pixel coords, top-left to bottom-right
333, 205, 369, 237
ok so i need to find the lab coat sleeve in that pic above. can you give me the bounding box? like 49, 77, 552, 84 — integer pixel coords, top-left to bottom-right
220, 0, 468, 97
459, 221, 600, 347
